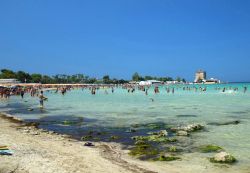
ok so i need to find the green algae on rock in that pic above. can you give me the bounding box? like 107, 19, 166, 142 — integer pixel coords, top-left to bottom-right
129, 143, 159, 158
154, 155, 181, 162
147, 123, 165, 130
199, 145, 223, 153
62, 120, 80, 126
131, 135, 177, 143
169, 146, 178, 152
81, 135, 93, 141
109, 135, 120, 140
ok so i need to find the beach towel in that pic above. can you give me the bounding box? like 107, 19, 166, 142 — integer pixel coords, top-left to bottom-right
0, 149, 13, 155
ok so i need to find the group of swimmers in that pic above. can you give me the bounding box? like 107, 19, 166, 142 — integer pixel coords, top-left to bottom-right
0, 84, 248, 107
0, 85, 48, 108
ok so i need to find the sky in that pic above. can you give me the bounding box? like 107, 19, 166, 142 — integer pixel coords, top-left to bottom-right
0, 0, 250, 82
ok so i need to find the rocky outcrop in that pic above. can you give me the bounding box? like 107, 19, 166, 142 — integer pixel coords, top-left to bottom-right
210, 152, 237, 164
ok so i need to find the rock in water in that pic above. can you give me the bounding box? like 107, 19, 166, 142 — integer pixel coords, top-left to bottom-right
171, 124, 204, 132
126, 129, 137, 133
208, 120, 240, 126
199, 145, 223, 153
159, 130, 168, 137
210, 152, 237, 164
177, 130, 189, 136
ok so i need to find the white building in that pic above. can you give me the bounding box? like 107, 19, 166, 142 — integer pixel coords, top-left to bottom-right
139, 80, 162, 86
0, 79, 20, 84
204, 78, 221, 84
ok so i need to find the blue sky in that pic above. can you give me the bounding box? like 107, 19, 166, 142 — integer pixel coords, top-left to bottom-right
0, 0, 250, 82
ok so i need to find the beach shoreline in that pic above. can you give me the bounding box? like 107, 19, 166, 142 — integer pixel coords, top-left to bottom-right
0, 112, 158, 173
1, 112, 249, 173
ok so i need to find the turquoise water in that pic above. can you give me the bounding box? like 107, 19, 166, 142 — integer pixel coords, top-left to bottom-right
0, 83, 250, 171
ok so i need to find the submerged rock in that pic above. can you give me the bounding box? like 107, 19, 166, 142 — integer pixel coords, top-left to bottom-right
147, 130, 168, 137
159, 130, 168, 136
199, 145, 223, 153
109, 135, 120, 140
169, 146, 177, 152
129, 143, 159, 158
135, 140, 148, 146
210, 152, 237, 164
176, 115, 197, 118
92, 137, 101, 141
81, 135, 93, 141
62, 120, 81, 126
208, 120, 240, 126
176, 130, 189, 136
131, 136, 148, 141
171, 124, 204, 132
125, 129, 137, 133
132, 135, 177, 143
25, 122, 40, 128
154, 155, 181, 161
131, 124, 141, 128
147, 135, 169, 143
146, 123, 165, 130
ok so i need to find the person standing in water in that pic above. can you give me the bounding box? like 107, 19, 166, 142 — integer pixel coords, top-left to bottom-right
244, 86, 247, 93
20, 89, 25, 99
39, 91, 47, 108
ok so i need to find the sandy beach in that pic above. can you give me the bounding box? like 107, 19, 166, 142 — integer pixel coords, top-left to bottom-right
0, 113, 155, 173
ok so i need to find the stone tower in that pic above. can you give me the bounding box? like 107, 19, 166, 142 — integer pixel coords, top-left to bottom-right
194, 70, 206, 83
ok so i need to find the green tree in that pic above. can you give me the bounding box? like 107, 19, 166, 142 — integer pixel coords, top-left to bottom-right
41, 75, 53, 84
31, 74, 42, 83
176, 77, 182, 82
88, 78, 97, 84
0, 69, 16, 79
118, 79, 128, 84
103, 75, 110, 84
132, 72, 140, 81
145, 76, 153, 80
16, 71, 31, 83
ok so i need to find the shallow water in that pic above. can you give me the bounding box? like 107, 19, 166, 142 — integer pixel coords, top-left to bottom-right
0, 83, 250, 171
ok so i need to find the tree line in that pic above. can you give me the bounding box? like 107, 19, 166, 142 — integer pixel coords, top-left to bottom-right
0, 69, 185, 84
0, 69, 129, 84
